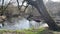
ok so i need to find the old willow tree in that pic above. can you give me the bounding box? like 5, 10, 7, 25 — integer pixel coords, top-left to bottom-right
24, 0, 60, 31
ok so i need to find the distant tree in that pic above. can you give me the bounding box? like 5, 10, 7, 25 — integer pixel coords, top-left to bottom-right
0, 0, 12, 26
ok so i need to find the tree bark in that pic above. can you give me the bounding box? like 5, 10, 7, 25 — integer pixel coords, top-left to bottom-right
25, 0, 60, 31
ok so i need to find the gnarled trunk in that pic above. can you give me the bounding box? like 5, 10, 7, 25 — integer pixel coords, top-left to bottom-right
25, 0, 60, 31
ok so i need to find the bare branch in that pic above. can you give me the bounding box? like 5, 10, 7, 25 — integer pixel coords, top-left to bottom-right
3, 0, 11, 11
17, 0, 25, 10
16, 0, 20, 10
23, 4, 29, 12
0, 0, 4, 16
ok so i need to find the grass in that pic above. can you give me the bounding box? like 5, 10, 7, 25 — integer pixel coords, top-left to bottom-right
0, 28, 45, 34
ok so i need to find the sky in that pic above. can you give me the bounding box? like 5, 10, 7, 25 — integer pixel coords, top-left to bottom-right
0, 0, 24, 6
0, 0, 60, 6
51, 0, 60, 2
44, 0, 60, 3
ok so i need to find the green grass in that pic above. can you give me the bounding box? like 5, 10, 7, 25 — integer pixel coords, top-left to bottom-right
0, 28, 45, 34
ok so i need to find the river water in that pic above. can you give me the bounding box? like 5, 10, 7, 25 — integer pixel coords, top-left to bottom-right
0, 17, 48, 30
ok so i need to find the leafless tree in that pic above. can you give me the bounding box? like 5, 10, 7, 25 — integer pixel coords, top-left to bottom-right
25, 0, 60, 31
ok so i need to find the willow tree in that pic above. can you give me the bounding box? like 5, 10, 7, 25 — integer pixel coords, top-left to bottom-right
24, 0, 60, 31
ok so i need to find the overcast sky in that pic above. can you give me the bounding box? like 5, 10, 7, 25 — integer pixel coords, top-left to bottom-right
51, 0, 60, 2
0, 0, 60, 6
0, 0, 24, 6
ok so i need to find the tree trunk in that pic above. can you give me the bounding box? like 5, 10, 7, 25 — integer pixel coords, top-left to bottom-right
26, 0, 60, 31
